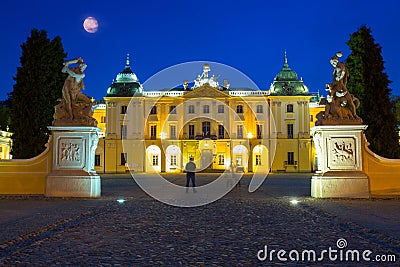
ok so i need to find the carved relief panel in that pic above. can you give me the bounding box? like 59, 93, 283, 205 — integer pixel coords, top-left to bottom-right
57, 137, 85, 169
327, 137, 357, 170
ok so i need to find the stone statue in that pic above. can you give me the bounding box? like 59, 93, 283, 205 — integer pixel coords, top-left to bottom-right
316, 52, 362, 125
53, 57, 97, 126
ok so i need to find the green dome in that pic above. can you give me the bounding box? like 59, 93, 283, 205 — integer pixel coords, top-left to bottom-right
106, 54, 143, 97
269, 52, 309, 96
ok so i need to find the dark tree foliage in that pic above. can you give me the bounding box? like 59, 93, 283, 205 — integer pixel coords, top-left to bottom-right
346, 25, 400, 158
9, 29, 67, 158
0, 97, 11, 131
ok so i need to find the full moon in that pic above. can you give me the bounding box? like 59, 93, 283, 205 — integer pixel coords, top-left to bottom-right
83, 17, 98, 33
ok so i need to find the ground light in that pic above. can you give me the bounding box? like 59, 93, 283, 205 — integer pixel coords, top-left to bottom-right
117, 198, 126, 204
290, 199, 300, 205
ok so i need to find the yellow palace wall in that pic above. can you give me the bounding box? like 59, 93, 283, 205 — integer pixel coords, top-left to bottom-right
94, 87, 317, 173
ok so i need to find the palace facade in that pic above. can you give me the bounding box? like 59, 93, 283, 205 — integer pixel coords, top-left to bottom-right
93, 55, 323, 173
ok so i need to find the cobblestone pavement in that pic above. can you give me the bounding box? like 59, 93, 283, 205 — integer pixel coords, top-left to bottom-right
0, 173, 399, 266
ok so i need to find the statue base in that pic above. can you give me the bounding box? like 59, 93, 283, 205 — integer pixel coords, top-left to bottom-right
311, 125, 370, 198
45, 126, 101, 198
311, 172, 369, 198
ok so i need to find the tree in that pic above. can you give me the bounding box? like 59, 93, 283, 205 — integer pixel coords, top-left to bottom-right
0, 97, 11, 131
9, 29, 67, 158
345, 25, 400, 158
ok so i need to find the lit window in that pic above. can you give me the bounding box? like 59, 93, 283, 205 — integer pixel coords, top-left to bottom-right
170, 125, 176, 139
218, 154, 225, 165
170, 155, 177, 166
152, 155, 159, 166
255, 155, 262, 165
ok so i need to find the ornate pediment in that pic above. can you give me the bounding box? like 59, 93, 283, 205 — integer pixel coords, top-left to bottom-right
182, 85, 230, 99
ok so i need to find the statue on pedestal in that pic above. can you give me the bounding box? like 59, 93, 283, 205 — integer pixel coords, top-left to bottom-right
53, 57, 97, 126
316, 52, 362, 125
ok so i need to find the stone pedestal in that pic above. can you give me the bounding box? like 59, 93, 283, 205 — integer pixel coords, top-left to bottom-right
45, 126, 101, 198
311, 125, 369, 198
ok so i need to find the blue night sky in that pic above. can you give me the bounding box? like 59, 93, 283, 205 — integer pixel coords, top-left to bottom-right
1, 0, 399, 101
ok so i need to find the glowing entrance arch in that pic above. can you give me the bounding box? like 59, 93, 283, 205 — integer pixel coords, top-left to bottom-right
146, 145, 161, 173
165, 145, 181, 172
126, 61, 276, 207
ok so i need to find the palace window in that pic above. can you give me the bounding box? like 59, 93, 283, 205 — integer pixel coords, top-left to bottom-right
152, 155, 159, 166
169, 105, 176, 114
310, 115, 314, 122
121, 153, 127, 166
257, 124, 262, 139
287, 152, 295, 165
287, 124, 293, 139
218, 154, 225, 165
218, 105, 224, 113
256, 105, 263, 113
255, 155, 262, 166
188, 105, 195, 114
101, 116, 106, 123
218, 125, 225, 139
237, 125, 243, 139
286, 104, 293, 113
237, 105, 243, 113
170, 155, 177, 166
170, 125, 176, 139
150, 106, 157, 115
202, 121, 210, 136
121, 125, 127, 140
189, 125, 195, 139
150, 125, 157, 139
95, 155, 101, 166
203, 105, 210, 113
121, 105, 127, 114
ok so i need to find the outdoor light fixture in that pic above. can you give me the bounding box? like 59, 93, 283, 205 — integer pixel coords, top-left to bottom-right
247, 132, 253, 139
290, 199, 300, 205
160, 132, 167, 139
117, 198, 126, 204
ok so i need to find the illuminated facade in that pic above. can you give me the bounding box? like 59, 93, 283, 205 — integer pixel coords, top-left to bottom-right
93, 55, 321, 173
0, 130, 12, 160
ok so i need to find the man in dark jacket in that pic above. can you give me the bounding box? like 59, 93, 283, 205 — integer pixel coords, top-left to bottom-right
185, 157, 196, 187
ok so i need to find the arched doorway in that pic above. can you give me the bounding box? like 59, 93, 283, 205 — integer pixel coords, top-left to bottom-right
233, 145, 248, 172
253, 145, 269, 173
165, 145, 181, 173
146, 145, 161, 172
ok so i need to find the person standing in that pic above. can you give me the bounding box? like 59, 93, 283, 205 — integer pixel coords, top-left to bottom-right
185, 157, 196, 187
